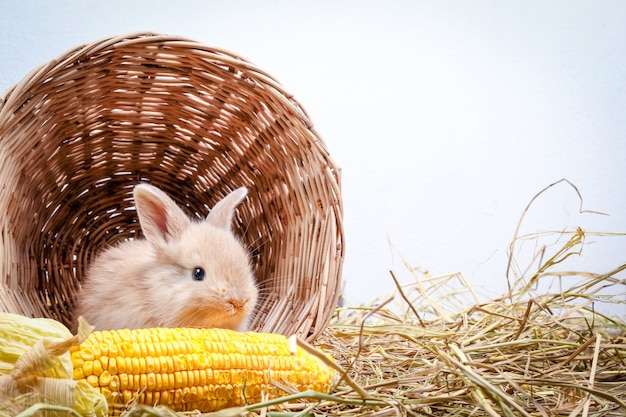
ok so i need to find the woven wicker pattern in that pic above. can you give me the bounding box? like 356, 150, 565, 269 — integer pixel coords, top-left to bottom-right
0, 32, 343, 340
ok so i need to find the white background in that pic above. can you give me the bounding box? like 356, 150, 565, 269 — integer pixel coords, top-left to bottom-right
1, 1, 625, 315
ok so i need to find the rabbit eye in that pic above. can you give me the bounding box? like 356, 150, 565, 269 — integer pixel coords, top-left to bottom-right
192, 267, 205, 281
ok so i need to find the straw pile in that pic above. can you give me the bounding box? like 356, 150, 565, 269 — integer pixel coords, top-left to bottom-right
241, 229, 622, 417
315, 237, 626, 417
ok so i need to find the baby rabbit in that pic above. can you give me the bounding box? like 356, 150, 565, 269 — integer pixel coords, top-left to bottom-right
74, 184, 257, 331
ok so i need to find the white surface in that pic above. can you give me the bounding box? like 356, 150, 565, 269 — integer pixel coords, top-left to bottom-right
1, 1, 625, 314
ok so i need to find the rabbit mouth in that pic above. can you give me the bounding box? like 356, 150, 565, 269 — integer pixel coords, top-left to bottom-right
174, 299, 251, 330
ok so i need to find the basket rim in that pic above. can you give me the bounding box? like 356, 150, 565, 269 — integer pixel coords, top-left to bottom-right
1, 32, 319, 138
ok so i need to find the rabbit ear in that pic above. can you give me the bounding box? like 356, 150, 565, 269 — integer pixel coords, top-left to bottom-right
133, 184, 190, 244
206, 187, 248, 230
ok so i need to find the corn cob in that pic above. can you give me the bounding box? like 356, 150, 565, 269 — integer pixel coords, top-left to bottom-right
70, 327, 334, 413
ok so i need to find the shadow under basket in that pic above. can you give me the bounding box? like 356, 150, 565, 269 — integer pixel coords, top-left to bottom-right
0, 32, 344, 341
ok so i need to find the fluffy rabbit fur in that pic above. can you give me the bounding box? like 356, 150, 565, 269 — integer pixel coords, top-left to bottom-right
74, 184, 257, 331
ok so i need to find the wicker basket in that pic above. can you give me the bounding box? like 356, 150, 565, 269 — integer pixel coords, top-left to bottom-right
0, 32, 343, 340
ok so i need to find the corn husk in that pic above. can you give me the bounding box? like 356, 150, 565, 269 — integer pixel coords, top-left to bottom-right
0, 314, 107, 417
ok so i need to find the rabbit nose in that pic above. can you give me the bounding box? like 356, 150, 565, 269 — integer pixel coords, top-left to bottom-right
229, 298, 249, 312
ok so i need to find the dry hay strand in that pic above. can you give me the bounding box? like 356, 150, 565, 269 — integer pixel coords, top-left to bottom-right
310, 227, 626, 417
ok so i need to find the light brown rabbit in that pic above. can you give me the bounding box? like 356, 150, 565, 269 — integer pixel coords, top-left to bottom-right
74, 184, 257, 331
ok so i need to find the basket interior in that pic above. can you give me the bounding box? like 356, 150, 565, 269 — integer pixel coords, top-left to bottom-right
0, 33, 343, 340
